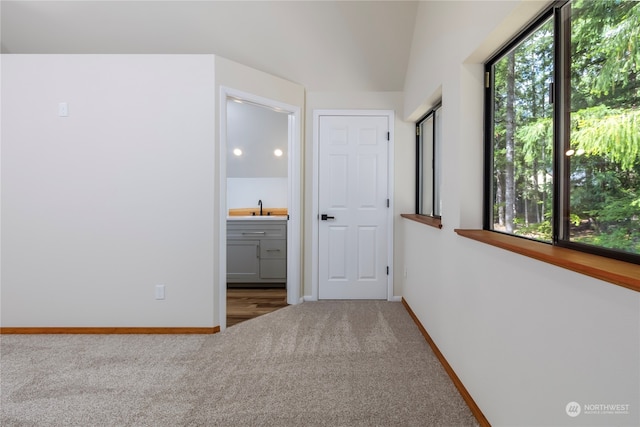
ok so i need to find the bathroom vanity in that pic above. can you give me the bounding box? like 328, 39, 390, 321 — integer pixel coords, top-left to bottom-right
227, 217, 287, 284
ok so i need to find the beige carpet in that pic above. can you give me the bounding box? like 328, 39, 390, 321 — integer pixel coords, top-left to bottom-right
1, 301, 478, 426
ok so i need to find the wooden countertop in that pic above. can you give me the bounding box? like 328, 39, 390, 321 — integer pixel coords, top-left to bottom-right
228, 208, 288, 217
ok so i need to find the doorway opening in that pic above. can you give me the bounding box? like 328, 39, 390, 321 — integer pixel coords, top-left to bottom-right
219, 87, 301, 330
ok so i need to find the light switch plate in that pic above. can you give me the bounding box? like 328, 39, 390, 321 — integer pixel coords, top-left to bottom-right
58, 102, 69, 117
155, 284, 165, 300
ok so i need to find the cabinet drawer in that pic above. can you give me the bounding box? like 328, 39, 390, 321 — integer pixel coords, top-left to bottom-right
227, 223, 286, 239
260, 239, 286, 259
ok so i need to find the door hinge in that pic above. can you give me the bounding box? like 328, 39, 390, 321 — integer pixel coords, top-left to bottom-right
485, 71, 490, 89
387, 131, 390, 141
386, 198, 390, 208
416, 126, 420, 137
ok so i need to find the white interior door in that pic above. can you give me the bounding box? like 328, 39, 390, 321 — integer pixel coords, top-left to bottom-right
318, 115, 389, 299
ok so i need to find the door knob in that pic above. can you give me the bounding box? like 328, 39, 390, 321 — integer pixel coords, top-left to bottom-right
321, 214, 335, 221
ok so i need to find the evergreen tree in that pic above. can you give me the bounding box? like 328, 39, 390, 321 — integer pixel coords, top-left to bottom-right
492, 0, 640, 254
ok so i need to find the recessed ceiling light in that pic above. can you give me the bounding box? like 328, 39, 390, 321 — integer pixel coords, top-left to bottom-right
274, 149, 283, 157
233, 148, 243, 156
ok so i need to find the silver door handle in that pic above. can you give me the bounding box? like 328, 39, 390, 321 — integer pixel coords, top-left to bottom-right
242, 231, 266, 235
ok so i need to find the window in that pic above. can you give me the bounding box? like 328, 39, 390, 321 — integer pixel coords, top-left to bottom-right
486, 0, 640, 264
416, 104, 442, 218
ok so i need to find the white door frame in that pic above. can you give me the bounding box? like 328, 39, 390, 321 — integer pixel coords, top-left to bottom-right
310, 110, 395, 301
218, 86, 302, 331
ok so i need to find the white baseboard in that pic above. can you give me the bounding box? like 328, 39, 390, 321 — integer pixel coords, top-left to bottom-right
303, 295, 317, 302
389, 296, 402, 302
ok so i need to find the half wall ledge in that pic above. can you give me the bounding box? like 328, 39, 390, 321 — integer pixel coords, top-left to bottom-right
401, 213, 442, 229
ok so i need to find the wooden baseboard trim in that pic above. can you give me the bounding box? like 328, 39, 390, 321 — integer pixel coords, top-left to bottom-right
401, 298, 491, 427
0, 326, 220, 335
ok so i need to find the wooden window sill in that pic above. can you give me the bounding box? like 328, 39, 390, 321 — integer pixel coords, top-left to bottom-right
401, 214, 442, 229
454, 229, 640, 293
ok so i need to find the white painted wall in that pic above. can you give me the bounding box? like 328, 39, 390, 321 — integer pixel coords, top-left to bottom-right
0, 54, 305, 329
401, 1, 640, 426
215, 57, 306, 109
226, 100, 289, 179
1, 55, 216, 327
227, 178, 287, 210
304, 92, 415, 299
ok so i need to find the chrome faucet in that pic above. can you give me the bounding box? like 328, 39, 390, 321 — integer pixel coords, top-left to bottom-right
258, 199, 263, 216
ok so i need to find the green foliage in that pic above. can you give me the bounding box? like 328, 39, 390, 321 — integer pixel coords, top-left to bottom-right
491, 0, 640, 255
580, 0, 640, 98
515, 219, 552, 241
574, 226, 640, 253
571, 0, 640, 109
567, 1, 640, 255
571, 107, 640, 171
587, 182, 639, 224
516, 117, 553, 163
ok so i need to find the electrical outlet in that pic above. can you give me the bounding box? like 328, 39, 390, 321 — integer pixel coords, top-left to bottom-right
155, 284, 165, 300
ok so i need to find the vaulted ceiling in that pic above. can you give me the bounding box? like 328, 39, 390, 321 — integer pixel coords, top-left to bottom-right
1, 1, 420, 92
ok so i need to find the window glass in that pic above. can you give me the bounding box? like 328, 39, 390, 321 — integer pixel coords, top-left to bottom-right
434, 107, 442, 217
489, 18, 554, 241
417, 105, 442, 217
566, 0, 640, 256
419, 114, 435, 215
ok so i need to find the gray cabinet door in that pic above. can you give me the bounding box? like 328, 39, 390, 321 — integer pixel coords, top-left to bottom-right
260, 259, 286, 279
227, 240, 260, 282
